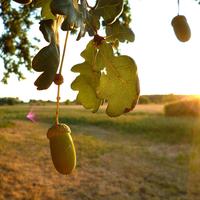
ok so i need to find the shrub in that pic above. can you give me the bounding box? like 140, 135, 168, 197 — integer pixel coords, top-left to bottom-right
138, 96, 151, 104
164, 98, 200, 117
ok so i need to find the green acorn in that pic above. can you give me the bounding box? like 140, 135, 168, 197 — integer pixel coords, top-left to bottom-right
47, 123, 76, 175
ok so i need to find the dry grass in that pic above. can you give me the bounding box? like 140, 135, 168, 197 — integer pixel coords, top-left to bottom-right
0, 105, 200, 199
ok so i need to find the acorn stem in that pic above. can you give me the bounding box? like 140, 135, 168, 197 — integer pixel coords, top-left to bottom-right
59, 31, 70, 74
55, 31, 70, 125
177, 0, 180, 15
56, 87, 60, 125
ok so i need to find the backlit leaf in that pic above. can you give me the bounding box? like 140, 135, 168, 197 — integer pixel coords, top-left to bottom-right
94, 0, 124, 25
106, 20, 135, 43
96, 42, 140, 117
41, 0, 56, 20
71, 41, 101, 112
80, 40, 97, 65
71, 39, 140, 117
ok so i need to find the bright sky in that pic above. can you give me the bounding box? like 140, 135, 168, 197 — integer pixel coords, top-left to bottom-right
1, 0, 200, 102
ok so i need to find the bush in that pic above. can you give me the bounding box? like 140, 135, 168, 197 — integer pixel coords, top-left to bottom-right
138, 96, 151, 104
164, 98, 200, 117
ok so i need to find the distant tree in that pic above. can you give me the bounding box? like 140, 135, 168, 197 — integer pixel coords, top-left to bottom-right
0, 97, 22, 105
0, 0, 39, 83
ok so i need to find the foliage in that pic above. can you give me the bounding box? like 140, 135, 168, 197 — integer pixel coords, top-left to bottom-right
71, 38, 139, 117
0, 0, 139, 117
0, 0, 39, 83
164, 98, 200, 117
32, 18, 61, 89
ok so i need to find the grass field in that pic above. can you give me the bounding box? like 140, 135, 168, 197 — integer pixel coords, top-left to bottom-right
1, 104, 200, 200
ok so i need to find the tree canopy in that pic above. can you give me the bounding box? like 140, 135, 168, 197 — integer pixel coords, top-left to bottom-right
0, 0, 132, 83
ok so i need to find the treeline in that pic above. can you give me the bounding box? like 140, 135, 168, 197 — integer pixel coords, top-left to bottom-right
0, 95, 198, 106
0, 97, 23, 105
29, 99, 75, 105
138, 94, 193, 104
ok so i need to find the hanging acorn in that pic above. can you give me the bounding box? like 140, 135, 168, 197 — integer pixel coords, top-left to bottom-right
171, 0, 191, 42
47, 124, 76, 175
41, 30, 76, 175
171, 15, 191, 42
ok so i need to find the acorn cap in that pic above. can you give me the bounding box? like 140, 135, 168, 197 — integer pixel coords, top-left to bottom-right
171, 15, 187, 26
47, 123, 71, 139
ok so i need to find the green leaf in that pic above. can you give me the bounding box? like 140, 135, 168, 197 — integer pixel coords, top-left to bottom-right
71, 63, 101, 112
50, 0, 74, 15
106, 20, 135, 43
39, 19, 55, 43
41, 0, 56, 20
94, 0, 124, 25
34, 0, 46, 8
32, 19, 60, 90
85, 10, 100, 36
51, 0, 82, 30
32, 43, 60, 90
96, 42, 140, 117
80, 40, 97, 65
71, 41, 101, 112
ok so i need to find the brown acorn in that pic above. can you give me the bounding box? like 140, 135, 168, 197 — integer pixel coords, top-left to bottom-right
171, 15, 191, 42
47, 124, 76, 175
12, 0, 32, 4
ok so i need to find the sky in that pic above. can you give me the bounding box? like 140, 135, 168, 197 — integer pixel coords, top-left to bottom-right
1, 0, 200, 102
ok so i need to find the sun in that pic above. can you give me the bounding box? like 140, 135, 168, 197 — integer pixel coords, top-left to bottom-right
193, 94, 200, 99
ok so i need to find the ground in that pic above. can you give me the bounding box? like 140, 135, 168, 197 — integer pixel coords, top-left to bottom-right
0, 104, 200, 200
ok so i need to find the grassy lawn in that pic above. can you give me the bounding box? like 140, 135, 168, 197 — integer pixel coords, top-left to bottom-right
0, 104, 200, 199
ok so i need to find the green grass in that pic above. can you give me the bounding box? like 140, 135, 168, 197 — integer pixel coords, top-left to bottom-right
0, 104, 199, 144
1, 104, 200, 199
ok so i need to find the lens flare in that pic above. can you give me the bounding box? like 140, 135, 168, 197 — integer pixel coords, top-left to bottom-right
26, 110, 37, 122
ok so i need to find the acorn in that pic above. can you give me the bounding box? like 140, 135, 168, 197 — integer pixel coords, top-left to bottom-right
171, 15, 191, 42
47, 124, 76, 175
13, 0, 32, 4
